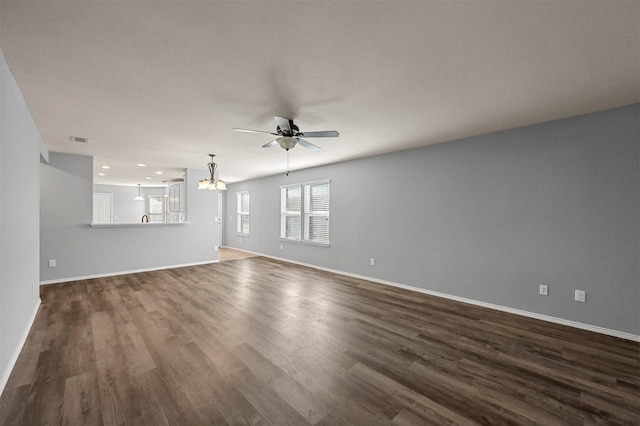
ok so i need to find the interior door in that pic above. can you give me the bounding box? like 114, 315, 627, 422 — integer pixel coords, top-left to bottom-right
93, 193, 113, 224
217, 191, 223, 248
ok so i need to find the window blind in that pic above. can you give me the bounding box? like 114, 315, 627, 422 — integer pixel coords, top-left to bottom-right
304, 181, 330, 245
236, 191, 250, 234
281, 185, 301, 241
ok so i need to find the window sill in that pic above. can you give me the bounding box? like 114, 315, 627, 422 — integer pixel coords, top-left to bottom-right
280, 238, 301, 243
303, 241, 331, 247
279, 238, 330, 247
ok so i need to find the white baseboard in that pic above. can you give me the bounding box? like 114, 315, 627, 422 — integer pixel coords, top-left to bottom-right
233, 248, 640, 342
0, 297, 41, 397
40, 259, 219, 286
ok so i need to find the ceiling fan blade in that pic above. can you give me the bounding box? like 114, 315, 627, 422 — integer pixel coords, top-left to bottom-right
233, 128, 278, 136
298, 130, 339, 138
297, 138, 321, 152
262, 140, 278, 148
274, 116, 292, 134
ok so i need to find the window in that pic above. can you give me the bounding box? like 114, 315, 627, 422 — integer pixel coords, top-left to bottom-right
280, 185, 302, 241
281, 180, 330, 246
304, 181, 330, 245
147, 195, 164, 223
236, 191, 250, 235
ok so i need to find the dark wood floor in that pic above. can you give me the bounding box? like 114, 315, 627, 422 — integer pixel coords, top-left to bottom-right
1, 257, 638, 425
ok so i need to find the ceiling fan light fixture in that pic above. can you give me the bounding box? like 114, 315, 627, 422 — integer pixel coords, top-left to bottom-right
233, 116, 338, 152
277, 137, 298, 150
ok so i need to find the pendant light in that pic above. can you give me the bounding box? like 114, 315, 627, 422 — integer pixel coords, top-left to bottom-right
197, 154, 227, 191
134, 184, 144, 200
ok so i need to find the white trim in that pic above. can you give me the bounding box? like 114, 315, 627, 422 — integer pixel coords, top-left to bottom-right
228, 248, 640, 342
302, 178, 330, 186
300, 240, 331, 248
0, 298, 41, 396
40, 260, 219, 285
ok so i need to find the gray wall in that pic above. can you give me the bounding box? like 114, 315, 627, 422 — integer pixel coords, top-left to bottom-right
41, 153, 218, 282
225, 104, 640, 336
0, 50, 42, 390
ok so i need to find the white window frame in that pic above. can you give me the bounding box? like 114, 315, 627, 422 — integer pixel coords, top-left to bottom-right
147, 194, 165, 223
280, 180, 330, 246
303, 180, 330, 246
280, 184, 302, 242
236, 191, 250, 235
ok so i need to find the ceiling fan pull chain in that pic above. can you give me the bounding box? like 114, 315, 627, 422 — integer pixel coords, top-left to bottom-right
286, 150, 290, 176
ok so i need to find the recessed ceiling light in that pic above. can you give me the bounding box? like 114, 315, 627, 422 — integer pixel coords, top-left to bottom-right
155, 171, 163, 175
101, 165, 110, 169
145, 177, 152, 180
97, 173, 105, 176
137, 163, 147, 167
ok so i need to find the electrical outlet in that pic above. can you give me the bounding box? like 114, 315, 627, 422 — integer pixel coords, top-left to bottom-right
539, 284, 548, 296
370, 258, 375, 266
280, 245, 283, 250
48, 259, 56, 268
214, 246, 219, 251
574, 290, 586, 303
239, 238, 242, 243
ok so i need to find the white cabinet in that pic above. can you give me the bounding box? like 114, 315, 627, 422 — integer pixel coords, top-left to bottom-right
167, 183, 186, 222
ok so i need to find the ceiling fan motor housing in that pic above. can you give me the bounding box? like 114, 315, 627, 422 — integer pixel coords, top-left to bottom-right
277, 122, 300, 137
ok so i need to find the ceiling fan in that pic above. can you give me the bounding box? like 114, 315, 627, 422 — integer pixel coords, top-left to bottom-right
233, 116, 339, 152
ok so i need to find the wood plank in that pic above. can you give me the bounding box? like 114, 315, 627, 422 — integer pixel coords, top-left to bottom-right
187, 375, 267, 425
91, 311, 141, 425
230, 369, 311, 426
182, 322, 245, 376
1, 257, 638, 425
132, 368, 208, 425
61, 371, 102, 426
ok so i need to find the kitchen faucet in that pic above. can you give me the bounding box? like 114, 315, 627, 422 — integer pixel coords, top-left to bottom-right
141, 214, 149, 223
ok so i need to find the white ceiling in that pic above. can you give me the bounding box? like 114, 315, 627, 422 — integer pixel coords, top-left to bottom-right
1, 1, 638, 186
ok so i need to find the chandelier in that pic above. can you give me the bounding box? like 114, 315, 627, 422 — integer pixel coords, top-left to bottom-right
197, 154, 227, 191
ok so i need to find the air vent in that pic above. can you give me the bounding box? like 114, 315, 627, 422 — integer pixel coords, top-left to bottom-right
69, 136, 89, 143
